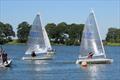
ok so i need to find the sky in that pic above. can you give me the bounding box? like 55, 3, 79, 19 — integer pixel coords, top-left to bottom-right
0, 0, 120, 39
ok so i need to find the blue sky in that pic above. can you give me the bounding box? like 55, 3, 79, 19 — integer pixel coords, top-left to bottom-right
0, 0, 119, 39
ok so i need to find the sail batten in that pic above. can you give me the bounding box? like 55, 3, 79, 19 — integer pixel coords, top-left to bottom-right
79, 10, 106, 58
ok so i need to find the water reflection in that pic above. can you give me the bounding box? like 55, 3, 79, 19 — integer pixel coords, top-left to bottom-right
78, 64, 105, 80
88, 65, 100, 80
33, 60, 49, 64
25, 60, 50, 71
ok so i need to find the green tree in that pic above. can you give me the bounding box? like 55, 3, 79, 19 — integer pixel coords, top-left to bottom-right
45, 22, 84, 45
68, 24, 84, 39
4, 23, 15, 42
0, 22, 15, 45
66, 24, 84, 45
56, 22, 68, 43
45, 22, 68, 44
106, 28, 120, 43
0, 22, 5, 45
17, 21, 31, 43
57, 22, 67, 34
45, 23, 57, 38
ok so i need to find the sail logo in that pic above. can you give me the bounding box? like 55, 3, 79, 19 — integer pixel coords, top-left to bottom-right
84, 32, 93, 39
30, 32, 39, 37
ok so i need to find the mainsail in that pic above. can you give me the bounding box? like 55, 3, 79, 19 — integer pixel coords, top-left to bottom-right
79, 10, 106, 58
25, 14, 48, 54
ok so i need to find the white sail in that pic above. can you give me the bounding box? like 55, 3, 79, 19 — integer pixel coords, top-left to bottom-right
43, 27, 52, 51
79, 10, 106, 58
25, 14, 47, 54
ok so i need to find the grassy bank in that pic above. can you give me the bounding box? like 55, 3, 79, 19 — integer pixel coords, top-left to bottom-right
106, 42, 120, 46
7, 40, 25, 45
7, 40, 120, 46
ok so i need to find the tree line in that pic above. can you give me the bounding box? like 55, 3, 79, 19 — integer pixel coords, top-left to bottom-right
0, 22, 15, 45
106, 28, 120, 43
0, 21, 120, 45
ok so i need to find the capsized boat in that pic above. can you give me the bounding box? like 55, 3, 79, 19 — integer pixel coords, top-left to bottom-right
76, 10, 113, 64
22, 14, 54, 60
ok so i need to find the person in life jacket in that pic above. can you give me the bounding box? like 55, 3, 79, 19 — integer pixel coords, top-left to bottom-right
87, 52, 94, 59
31, 51, 36, 57
1, 51, 8, 64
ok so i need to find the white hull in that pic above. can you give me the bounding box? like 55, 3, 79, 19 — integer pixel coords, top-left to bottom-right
47, 51, 55, 55
76, 58, 113, 64
0, 60, 12, 67
22, 52, 54, 60
25, 14, 54, 60
22, 56, 52, 60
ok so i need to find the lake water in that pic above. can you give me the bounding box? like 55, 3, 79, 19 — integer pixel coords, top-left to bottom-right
0, 45, 120, 80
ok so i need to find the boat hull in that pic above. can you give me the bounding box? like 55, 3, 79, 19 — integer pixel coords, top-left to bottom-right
23, 51, 55, 60
76, 58, 113, 64
22, 56, 52, 60
0, 59, 12, 67
47, 51, 55, 55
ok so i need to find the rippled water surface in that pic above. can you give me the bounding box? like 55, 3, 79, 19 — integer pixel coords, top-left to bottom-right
0, 45, 120, 80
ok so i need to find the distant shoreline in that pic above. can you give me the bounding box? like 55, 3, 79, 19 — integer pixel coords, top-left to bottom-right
7, 40, 120, 46
104, 42, 120, 46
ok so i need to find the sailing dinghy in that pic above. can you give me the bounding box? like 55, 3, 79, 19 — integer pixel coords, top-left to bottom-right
0, 60, 12, 67
22, 14, 54, 60
76, 10, 113, 64
0, 46, 12, 67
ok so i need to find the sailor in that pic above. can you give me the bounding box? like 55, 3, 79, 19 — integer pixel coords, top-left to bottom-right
0, 47, 8, 64
0, 48, 3, 57
31, 51, 36, 57
87, 52, 94, 59
0, 50, 2, 59
4, 53, 8, 64
1, 52, 5, 64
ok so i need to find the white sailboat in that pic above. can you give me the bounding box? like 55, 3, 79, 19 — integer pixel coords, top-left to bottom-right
76, 10, 113, 64
22, 14, 54, 60
0, 60, 12, 67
